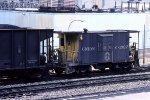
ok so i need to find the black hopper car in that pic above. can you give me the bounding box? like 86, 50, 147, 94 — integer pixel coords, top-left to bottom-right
0, 24, 53, 77
0, 24, 140, 77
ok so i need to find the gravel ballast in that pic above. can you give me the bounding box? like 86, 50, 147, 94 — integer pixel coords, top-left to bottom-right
3, 80, 150, 100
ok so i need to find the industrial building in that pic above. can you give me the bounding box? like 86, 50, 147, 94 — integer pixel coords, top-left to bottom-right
0, 0, 119, 9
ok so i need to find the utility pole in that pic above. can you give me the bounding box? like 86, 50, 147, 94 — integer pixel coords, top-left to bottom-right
143, 24, 146, 64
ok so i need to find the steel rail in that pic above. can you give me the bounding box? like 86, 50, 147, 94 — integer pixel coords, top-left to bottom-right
0, 71, 150, 98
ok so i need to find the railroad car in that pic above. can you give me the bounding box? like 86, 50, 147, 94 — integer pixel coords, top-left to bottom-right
0, 24, 53, 77
53, 30, 140, 74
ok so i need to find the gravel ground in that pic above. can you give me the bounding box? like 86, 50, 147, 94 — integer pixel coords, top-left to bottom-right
2, 80, 150, 100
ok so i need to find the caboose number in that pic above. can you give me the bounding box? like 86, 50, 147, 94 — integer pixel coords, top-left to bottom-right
82, 47, 95, 51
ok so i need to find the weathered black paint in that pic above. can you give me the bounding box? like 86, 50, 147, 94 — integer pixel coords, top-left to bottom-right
0, 29, 53, 70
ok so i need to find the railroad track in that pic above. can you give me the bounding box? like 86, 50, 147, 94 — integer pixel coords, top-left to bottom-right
0, 65, 149, 85
1, 71, 150, 98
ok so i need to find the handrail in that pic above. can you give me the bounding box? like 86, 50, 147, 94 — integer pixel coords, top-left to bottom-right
60, 50, 78, 63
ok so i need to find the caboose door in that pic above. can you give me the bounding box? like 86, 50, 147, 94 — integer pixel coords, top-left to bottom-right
97, 34, 113, 63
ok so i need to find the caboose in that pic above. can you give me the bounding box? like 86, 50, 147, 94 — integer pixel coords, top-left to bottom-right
54, 30, 140, 74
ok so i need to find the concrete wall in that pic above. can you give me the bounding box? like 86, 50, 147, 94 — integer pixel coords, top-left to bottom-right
0, 10, 54, 29
0, 11, 150, 49
53, 13, 146, 49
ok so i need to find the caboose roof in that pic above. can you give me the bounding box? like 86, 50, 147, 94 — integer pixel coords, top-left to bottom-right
54, 30, 139, 34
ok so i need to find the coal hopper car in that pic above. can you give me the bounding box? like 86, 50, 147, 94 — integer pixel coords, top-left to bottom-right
0, 24, 53, 77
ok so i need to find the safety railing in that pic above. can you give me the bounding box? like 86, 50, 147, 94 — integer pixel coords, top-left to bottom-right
55, 50, 78, 64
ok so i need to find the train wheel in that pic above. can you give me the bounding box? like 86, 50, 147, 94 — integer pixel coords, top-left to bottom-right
123, 63, 132, 72
120, 66, 126, 73
109, 65, 116, 72
100, 68, 105, 72
75, 69, 81, 74
126, 65, 132, 71
55, 68, 64, 74
85, 65, 93, 73
110, 64, 121, 73
40, 68, 51, 80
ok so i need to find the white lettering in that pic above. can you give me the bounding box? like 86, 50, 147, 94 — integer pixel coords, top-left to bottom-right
82, 47, 95, 51
115, 45, 128, 49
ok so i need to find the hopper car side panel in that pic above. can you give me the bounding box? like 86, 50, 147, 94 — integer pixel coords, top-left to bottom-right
13, 30, 26, 68
26, 30, 40, 67
0, 29, 53, 70
0, 30, 12, 69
